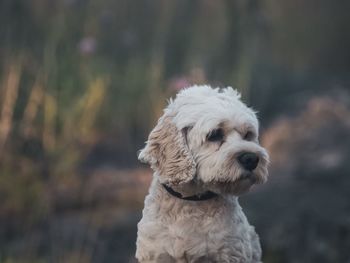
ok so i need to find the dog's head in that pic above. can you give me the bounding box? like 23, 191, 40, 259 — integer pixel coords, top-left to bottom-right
138, 85, 269, 195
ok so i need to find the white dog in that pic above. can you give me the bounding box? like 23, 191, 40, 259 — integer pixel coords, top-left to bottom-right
136, 85, 269, 262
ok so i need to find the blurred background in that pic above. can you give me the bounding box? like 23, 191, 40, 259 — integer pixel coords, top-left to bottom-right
0, 0, 350, 262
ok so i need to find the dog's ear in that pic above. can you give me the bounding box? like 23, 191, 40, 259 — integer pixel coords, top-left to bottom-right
138, 114, 196, 186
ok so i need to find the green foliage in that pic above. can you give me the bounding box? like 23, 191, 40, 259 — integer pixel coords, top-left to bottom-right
0, 160, 48, 223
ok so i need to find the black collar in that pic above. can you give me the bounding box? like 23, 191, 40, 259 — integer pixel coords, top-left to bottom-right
162, 184, 218, 201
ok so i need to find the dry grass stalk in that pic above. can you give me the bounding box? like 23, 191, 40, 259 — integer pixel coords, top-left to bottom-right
0, 61, 22, 155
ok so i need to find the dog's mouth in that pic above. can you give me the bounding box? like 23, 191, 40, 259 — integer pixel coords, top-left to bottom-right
218, 171, 259, 184
239, 171, 257, 182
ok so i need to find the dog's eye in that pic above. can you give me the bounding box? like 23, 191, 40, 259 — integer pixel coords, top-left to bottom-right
243, 131, 255, 141
207, 128, 224, 142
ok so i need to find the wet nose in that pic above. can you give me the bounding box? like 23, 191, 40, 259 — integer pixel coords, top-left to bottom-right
237, 152, 259, 171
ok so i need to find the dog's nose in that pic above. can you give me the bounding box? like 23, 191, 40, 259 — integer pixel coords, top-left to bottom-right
237, 152, 259, 171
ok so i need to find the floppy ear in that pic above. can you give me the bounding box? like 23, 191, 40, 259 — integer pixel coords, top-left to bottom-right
138, 114, 196, 186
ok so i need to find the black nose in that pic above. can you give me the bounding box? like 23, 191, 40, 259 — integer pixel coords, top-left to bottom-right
237, 152, 259, 171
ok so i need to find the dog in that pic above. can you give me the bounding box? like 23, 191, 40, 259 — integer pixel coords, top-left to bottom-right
136, 85, 269, 262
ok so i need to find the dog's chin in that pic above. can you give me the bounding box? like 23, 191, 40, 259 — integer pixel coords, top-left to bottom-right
206, 172, 260, 196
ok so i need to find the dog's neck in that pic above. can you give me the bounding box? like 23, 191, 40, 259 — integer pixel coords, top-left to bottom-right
163, 180, 212, 199
153, 179, 239, 205
162, 184, 218, 201
150, 179, 239, 213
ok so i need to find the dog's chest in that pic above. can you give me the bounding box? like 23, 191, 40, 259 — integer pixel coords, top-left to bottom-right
147, 218, 254, 263
155, 205, 252, 260
137, 193, 259, 262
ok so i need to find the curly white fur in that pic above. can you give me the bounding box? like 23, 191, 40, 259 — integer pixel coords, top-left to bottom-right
136, 85, 269, 262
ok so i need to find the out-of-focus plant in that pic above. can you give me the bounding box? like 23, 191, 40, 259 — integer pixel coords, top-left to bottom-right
0, 0, 349, 261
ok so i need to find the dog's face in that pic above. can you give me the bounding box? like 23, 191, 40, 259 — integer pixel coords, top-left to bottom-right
139, 85, 269, 195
